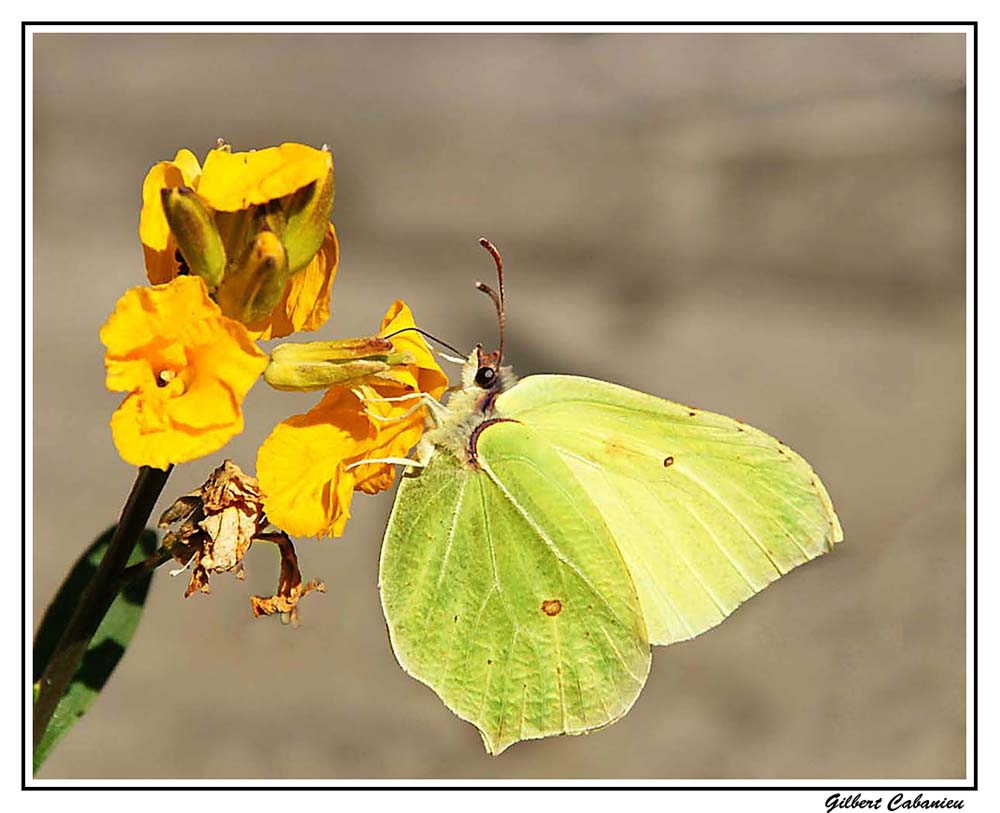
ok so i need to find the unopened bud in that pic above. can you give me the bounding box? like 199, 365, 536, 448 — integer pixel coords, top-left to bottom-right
160, 187, 226, 289
216, 228, 289, 323
264, 336, 415, 392
281, 161, 334, 275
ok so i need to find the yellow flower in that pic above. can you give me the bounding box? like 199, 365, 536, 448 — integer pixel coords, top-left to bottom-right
138, 142, 338, 340
257, 301, 449, 538
101, 276, 268, 470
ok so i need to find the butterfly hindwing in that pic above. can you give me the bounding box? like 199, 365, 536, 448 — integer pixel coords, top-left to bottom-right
379, 419, 650, 754
495, 375, 844, 646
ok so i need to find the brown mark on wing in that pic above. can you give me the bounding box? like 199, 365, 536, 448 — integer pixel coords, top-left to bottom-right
541, 599, 563, 617
600, 436, 651, 470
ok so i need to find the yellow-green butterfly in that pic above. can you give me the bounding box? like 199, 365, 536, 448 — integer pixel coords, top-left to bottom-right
379, 239, 843, 755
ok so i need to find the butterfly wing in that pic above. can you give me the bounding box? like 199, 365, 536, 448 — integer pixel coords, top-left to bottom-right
496, 375, 843, 646
379, 419, 650, 755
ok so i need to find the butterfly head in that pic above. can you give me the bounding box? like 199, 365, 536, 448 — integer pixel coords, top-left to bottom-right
457, 342, 513, 393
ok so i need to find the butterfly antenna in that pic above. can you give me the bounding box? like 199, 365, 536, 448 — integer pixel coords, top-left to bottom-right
476, 237, 506, 363
382, 326, 465, 358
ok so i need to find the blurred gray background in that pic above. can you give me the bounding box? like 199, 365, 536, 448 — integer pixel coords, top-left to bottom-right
32, 32, 967, 779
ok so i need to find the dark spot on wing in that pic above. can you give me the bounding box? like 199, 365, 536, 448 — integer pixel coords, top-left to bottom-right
663, 456, 674, 467
541, 599, 563, 617
487, 659, 493, 665
688, 411, 697, 417
453, 615, 459, 622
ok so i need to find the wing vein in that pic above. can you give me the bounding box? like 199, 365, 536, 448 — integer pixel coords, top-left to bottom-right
469, 585, 498, 728
550, 618, 569, 733
668, 466, 784, 576
633, 480, 731, 617
496, 626, 518, 744
478, 475, 522, 636
676, 494, 760, 593
595, 620, 646, 685
435, 475, 469, 590
396, 478, 467, 622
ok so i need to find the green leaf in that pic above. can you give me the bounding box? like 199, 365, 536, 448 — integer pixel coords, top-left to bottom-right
33, 526, 158, 773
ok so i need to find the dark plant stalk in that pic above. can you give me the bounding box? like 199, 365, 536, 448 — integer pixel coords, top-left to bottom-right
33, 465, 172, 752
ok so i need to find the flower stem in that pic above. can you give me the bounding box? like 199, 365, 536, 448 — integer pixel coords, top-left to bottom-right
33, 465, 172, 752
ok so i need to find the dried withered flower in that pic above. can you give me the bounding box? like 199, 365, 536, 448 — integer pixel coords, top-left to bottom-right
159, 459, 324, 624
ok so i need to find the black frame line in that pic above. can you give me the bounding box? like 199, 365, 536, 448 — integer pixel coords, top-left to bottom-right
21, 20, 978, 792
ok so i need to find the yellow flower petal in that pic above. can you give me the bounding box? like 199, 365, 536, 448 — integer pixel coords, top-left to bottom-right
256, 388, 426, 538
142, 241, 182, 286
170, 148, 202, 187
346, 383, 427, 495
197, 143, 332, 212
379, 300, 450, 399
102, 276, 267, 469
257, 387, 371, 538
245, 223, 339, 340
138, 149, 202, 252
110, 396, 246, 471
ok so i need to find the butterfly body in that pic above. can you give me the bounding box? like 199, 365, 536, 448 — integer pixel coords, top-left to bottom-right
413, 352, 516, 467
379, 347, 842, 754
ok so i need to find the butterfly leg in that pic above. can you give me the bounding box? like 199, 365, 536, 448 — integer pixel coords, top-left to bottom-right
357, 390, 450, 426
436, 350, 468, 365
345, 456, 425, 471
361, 397, 428, 424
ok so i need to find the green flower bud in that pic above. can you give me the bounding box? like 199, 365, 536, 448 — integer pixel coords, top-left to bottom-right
160, 187, 226, 289
216, 228, 289, 324
281, 165, 334, 275
264, 336, 415, 392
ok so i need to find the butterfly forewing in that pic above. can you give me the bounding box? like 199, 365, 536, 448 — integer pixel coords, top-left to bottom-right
495, 375, 844, 647
379, 420, 650, 754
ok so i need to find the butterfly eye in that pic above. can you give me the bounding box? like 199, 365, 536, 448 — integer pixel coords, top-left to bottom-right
475, 366, 497, 389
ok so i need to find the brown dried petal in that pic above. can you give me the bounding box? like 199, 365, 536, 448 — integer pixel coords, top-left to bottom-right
197, 505, 257, 572
249, 532, 326, 627
200, 459, 264, 515
158, 494, 203, 528
184, 561, 211, 597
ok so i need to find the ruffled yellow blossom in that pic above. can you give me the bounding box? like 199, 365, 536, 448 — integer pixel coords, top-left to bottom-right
257, 301, 449, 538
138, 142, 338, 340
101, 276, 267, 469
